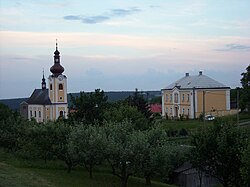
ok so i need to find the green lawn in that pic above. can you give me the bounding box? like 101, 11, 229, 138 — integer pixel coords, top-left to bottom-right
0, 149, 176, 187
159, 119, 204, 130
158, 113, 250, 132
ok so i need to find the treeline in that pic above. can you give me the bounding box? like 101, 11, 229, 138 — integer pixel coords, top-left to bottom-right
0, 89, 249, 187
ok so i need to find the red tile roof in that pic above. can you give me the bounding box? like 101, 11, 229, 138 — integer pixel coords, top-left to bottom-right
150, 104, 162, 113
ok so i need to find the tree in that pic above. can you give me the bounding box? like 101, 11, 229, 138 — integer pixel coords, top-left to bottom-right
0, 104, 26, 151
19, 122, 57, 162
52, 121, 77, 173
240, 135, 250, 185
68, 124, 107, 178
126, 89, 152, 120
240, 65, 250, 111
136, 127, 189, 186
104, 102, 149, 130
69, 89, 108, 124
104, 121, 148, 187
190, 121, 247, 187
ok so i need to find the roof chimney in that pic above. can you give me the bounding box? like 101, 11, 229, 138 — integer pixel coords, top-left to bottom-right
199, 71, 203, 76
185, 73, 189, 77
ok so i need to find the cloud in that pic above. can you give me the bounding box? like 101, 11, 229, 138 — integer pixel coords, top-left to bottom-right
63, 7, 141, 24
82, 16, 110, 24
111, 7, 141, 16
64, 15, 82, 20
149, 5, 161, 9
216, 44, 250, 52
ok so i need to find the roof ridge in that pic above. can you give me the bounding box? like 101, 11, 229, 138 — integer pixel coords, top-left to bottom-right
164, 73, 227, 89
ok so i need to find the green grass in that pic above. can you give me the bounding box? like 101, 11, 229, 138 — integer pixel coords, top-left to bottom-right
0, 149, 176, 187
0, 162, 53, 187
158, 119, 205, 130
158, 112, 250, 132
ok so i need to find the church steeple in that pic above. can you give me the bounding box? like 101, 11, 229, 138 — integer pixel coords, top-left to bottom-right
41, 70, 46, 89
50, 40, 64, 77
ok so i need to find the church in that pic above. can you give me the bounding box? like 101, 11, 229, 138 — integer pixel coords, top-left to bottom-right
20, 43, 68, 122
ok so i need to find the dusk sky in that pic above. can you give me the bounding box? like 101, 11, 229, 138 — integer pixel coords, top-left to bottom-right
0, 0, 250, 99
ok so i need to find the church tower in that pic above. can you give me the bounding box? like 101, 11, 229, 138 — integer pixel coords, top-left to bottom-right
48, 42, 68, 119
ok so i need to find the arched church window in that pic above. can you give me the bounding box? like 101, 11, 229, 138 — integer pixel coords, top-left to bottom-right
59, 83, 63, 90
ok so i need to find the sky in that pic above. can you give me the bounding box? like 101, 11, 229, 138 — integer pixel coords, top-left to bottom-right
0, 0, 250, 99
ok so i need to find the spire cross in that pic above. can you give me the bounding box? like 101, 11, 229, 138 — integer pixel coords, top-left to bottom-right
56, 39, 58, 50
42, 68, 45, 79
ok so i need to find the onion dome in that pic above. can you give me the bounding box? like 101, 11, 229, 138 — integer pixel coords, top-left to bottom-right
50, 41, 64, 76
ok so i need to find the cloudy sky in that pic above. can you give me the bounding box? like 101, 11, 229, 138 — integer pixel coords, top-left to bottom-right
0, 0, 250, 99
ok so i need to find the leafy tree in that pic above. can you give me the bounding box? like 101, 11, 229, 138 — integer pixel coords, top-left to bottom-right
19, 122, 57, 162
240, 137, 250, 185
69, 89, 108, 124
126, 89, 152, 120
0, 103, 13, 120
68, 124, 107, 178
136, 127, 189, 186
137, 127, 167, 186
52, 121, 77, 173
240, 65, 250, 111
190, 121, 247, 187
104, 121, 148, 187
149, 96, 162, 104
0, 104, 25, 151
104, 102, 149, 130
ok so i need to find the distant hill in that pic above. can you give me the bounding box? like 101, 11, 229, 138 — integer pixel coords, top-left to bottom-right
0, 91, 161, 111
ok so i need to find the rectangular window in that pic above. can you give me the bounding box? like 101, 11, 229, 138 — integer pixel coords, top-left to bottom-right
170, 108, 172, 114
170, 94, 172, 102
182, 94, 185, 102
174, 93, 178, 103
188, 109, 190, 115
34, 111, 36, 117
187, 94, 190, 102
182, 108, 185, 114
165, 94, 168, 101
39, 111, 41, 118
166, 108, 168, 114
50, 84, 52, 90
30, 111, 32, 117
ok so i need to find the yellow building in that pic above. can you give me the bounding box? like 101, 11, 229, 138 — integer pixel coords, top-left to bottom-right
20, 42, 68, 122
161, 71, 230, 119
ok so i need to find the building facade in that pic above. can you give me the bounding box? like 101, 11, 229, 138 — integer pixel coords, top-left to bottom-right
20, 43, 68, 122
161, 71, 230, 119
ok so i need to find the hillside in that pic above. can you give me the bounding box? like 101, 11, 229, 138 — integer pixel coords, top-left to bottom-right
0, 149, 175, 187
0, 91, 161, 111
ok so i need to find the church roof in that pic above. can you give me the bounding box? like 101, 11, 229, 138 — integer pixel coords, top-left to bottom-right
164, 72, 229, 90
26, 89, 51, 105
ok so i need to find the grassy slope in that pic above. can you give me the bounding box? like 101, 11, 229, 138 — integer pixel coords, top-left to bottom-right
0, 162, 53, 187
0, 149, 176, 187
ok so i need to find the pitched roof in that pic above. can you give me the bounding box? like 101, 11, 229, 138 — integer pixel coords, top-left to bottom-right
164, 73, 229, 90
150, 104, 162, 113
26, 89, 51, 105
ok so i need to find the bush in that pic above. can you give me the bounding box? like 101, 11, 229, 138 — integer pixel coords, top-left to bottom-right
178, 128, 188, 136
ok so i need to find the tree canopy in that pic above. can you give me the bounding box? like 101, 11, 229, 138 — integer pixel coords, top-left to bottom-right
240, 65, 250, 111
69, 89, 108, 124
190, 119, 249, 187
